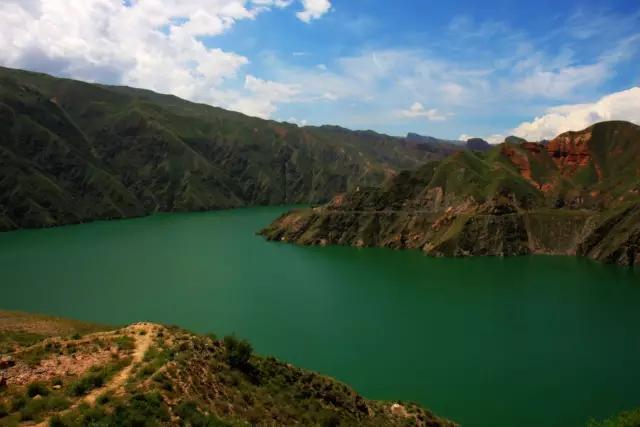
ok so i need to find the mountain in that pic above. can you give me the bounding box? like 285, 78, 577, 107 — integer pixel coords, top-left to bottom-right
406, 132, 463, 147
0, 310, 456, 426
261, 121, 640, 267
406, 133, 492, 152
504, 135, 527, 145
0, 66, 452, 231
464, 138, 492, 152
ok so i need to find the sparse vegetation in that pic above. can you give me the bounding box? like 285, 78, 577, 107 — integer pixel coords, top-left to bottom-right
0, 312, 455, 426
68, 358, 131, 396
587, 408, 640, 427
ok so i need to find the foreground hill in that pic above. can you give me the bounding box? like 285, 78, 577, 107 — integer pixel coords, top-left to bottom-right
0, 66, 452, 231
262, 121, 640, 267
0, 311, 455, 427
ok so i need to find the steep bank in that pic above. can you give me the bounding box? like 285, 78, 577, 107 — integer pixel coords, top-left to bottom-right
262, 121, 640, 267
0, 66, 454, 231
0, 311, 456, 426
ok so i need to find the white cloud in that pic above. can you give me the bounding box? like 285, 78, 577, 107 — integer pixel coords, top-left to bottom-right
286, 116, 308, 126
296, 0, 331, 23
510, 87, 640, 140
229, 74, 300, 118
0, 0, 271, 101
511, 62, 610, 99
0, 0, 337, 119
400, 102, 448, 121
459, 134, 504, 144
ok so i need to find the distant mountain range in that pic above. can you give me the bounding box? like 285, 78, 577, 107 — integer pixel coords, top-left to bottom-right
262, 121, 640, 267
0, 66, 458, 231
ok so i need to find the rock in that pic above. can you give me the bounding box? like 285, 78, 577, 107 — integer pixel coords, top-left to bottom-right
391, 403, 409, 417
0, 356, 15, 369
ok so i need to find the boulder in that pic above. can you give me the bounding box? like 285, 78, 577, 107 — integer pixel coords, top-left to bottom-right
0, 356, 15, 369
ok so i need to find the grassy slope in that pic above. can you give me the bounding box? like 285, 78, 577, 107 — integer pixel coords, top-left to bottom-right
0, 311, 456, 427
0, 66, 451, 231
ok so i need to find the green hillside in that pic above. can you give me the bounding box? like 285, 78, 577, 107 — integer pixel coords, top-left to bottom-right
262, 121, 640, 267
0, 66, 450, 231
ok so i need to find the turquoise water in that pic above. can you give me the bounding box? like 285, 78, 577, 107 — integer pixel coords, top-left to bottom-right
0, 206, 639, 426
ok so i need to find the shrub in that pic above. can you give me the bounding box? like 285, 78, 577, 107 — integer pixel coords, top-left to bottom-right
223, 335, 253, 370
175, 401, 230, 427
26, 382, 49, 398
114, 336, 135, 351
20, 395, 70, 421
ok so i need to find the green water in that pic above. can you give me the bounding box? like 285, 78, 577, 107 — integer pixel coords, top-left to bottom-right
0, 207, 639, 426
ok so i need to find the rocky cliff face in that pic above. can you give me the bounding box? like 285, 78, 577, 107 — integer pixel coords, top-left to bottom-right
262, 121, 640, 267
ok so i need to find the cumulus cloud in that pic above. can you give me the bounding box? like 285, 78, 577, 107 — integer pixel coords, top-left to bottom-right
296, 0, 331, 23
511, 87, 640, 140
0, 0, 267, 99
229, 75, 300, 118
0, 0, 334, 119
400, 102, 448, 121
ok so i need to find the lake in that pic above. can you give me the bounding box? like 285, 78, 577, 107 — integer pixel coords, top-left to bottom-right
0, 206, 639, 427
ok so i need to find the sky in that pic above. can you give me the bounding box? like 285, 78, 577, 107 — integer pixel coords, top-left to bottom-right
0, 0, 639, 142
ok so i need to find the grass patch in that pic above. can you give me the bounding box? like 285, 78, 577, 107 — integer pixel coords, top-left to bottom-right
114, 335, 135, 351
50, 393, 169, 427
67, 358, 131, 396
19, 394, 70, 422
0, 331, 45, 353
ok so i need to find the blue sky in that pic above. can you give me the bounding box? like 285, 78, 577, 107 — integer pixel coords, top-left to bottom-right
1, 0, 639, 141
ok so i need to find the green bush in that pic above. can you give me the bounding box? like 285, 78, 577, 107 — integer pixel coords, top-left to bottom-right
49, 394, 168, 427
68, 372, 105, 396
114, 336, 135, 351
223, 335, 253, 370
175, 401, 230, 427
20, 395, 70, 421
26, 382, 49, 398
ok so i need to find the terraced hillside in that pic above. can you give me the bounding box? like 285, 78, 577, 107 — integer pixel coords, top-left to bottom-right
0, 311, 455, 427
262, 121, 640, 267
0, 66, 452, 231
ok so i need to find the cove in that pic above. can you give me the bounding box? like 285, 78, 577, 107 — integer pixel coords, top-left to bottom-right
0, 206, 639, 427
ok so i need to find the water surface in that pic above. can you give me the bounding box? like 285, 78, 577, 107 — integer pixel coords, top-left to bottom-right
1, 207, 639, 427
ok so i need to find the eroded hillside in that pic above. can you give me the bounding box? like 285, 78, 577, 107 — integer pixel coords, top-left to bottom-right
262, 121, 640, 267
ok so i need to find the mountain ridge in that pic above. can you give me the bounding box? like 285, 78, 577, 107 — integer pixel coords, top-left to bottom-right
261, 121, 640, 267
0, 66, 454, 232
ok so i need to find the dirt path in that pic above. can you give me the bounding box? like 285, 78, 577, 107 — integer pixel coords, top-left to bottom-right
31, 323, 156, 427
83, 322, 154, 405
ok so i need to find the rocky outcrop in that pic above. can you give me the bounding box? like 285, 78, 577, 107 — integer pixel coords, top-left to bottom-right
263, 121, 640, 267
547, 129, 594, 175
